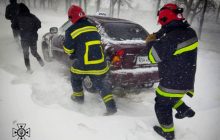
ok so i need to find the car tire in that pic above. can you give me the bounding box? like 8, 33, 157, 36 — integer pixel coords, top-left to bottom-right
42, 41, 52, 62
112, 87, 126, 97
127, 87, 142, 94
144, 83, 154, 88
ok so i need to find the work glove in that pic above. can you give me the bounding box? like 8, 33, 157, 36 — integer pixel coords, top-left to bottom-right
146, 33, 157, 44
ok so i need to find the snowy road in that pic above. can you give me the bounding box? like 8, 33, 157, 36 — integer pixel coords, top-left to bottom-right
1, 6, 220, 140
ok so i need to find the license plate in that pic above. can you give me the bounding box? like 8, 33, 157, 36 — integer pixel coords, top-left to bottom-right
136, 56, 150, 64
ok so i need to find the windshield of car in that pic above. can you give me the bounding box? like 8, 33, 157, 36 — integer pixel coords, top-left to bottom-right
102, 22, 148, 41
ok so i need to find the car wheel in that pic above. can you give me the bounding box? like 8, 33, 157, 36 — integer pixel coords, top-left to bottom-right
126, 87, 142, 94
144, 83, 154, 88
83, 76, 97, 93
41, 41, 52, 62
112, 87, 126, 97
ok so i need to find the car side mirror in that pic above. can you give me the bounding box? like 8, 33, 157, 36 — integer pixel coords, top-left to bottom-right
50, 27, 58, 34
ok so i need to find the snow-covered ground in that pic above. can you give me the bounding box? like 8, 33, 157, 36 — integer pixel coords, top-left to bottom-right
0, 2, 220, 140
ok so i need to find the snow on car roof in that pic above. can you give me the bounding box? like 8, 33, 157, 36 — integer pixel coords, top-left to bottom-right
87, 15, 135, 24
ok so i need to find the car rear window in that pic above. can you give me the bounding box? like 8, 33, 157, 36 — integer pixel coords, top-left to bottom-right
103, 22, 148, 41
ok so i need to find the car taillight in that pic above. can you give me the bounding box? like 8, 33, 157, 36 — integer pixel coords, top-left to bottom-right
112, 49, 125, 67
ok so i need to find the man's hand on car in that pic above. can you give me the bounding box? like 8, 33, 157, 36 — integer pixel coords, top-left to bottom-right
146, 33, 157, 44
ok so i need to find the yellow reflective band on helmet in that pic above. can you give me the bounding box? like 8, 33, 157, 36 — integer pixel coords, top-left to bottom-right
161, 125, 175, 133
148, 48, 157, 64
70, 65, 109, 75
174, 41, 198, 55
84, 40, 104, 65
173, 99, 184, 109
72, 91, 84, 97
71, 26, 98, 39
103, 94, 113, 103
63, 46, 74, 54
156, 87, 185, 98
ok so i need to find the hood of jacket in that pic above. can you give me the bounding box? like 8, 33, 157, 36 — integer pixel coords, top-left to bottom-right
161, 20, 190, 34
18, 3, 30, 15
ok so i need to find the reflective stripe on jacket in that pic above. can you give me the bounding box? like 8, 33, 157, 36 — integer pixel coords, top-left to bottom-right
63, 18, 109, 75
147, 20, 198, 90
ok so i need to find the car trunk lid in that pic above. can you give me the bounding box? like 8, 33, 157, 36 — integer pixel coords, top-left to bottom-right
107, 42, 155, 69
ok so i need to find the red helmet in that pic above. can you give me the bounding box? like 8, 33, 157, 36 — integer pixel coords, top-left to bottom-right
68, 5, 86, 24
157, 3, 184, 26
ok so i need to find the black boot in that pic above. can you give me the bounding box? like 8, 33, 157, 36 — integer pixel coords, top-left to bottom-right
24, 58, 30, 69
104, 107, 117, 116
104, 100, 117, 116
175, 108, 195, 119
153, 126, 175, 140
71, 94, 84, 104
24, 58, 33, 73
37, 57, 45, 67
